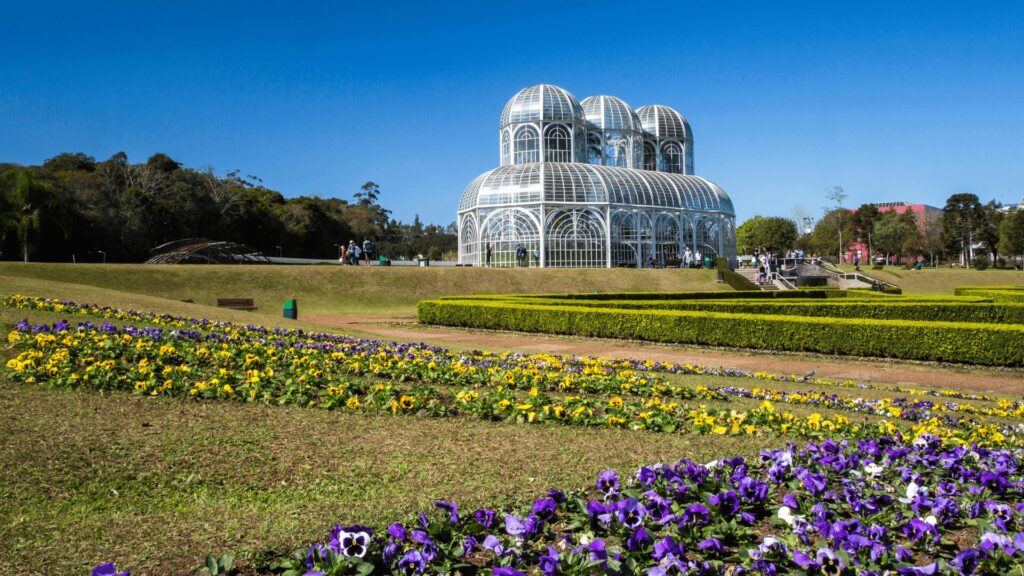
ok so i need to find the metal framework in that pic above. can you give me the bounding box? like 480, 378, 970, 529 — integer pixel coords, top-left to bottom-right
145, 239, 272, 264
461, 84, 735, 268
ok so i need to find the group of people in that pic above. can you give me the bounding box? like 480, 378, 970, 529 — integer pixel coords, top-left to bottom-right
483, 242, 539, 267
679, 247, 706, 269
754, 250, 777, 285
338, 239, 376, 266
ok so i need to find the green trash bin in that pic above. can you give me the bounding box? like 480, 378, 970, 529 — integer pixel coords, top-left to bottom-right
283, 299, 298, 320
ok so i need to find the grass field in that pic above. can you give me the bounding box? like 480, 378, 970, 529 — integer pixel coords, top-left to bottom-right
831, 263, 1022, 295
0, 263, 725, 317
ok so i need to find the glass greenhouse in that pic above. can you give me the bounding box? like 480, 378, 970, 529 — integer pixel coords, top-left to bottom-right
458, 84, 736, 268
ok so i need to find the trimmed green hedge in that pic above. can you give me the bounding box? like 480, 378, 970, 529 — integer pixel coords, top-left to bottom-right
477, 298, 1024, 325
417, 299, 1024, 366
954, 286, 1024, 302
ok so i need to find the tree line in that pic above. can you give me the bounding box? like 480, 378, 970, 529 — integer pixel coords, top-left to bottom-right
737, 190, 1024, 269
0, 152, 456, 263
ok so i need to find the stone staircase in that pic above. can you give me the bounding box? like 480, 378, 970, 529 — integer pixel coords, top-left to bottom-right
736, 267, 781, 290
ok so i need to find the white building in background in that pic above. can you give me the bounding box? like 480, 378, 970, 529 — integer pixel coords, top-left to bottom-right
457, 84, 736, 268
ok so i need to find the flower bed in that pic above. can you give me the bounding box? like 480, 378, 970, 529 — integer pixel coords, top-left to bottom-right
276, 434, 1024, 576
4, 295, 1024, 574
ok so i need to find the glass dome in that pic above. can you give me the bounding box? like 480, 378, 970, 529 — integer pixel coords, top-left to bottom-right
500, 84, 585, 128
636, 104, 693, 142
580, 95, 641, 131
459, 163, 733, 214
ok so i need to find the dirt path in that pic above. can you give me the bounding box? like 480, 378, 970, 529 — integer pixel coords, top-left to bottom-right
305, 314, 1024, 395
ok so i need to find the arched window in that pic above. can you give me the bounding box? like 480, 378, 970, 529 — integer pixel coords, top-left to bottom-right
604, 132, 628, 167
661, 141, 682, 174
586, 132, 602, 165
642, 141, 656, 171
544, 125, 571, 162
514, 126, 539, 164
501, 131, 511, 166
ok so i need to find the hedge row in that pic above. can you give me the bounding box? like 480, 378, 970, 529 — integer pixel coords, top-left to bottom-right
454, 298, 1024, 325
417, 300, 1024, 366
954, 286, 1024, 302
715, 257, 758, 291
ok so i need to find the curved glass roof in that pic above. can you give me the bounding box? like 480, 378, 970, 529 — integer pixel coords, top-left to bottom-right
459, 163, 733, 215
636, 105, 693, 142
500, 84, 585, 128
580, 95, 641, 132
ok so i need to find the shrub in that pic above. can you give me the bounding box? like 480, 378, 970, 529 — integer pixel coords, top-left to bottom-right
972, 255, 990, 270
417, 299, 1024, 366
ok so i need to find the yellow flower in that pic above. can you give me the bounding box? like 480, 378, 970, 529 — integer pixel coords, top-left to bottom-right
223, 384, 234, 395
399, 395, 415, 410
608, 396, 624, 410
346, 397, 361, 409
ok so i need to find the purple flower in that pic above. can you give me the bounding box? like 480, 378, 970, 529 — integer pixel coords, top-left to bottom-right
462, 536, 478, 556
305, 543, 327, 569
698, 537, 724, 555
435, 500, 459, 524
682, 504, 710, 527
504, 514, 528, 539
475, 509, 496, 528
388, 522, 407, 540
652, 536, 682, 561
979, 472, 1008, 493
637, 466, 657, 486
708, 490, 740, 517
626, 527, 651, 551
398, 550, 426, 575
782, 493, 800, 510
949, 548, 980, 575
615, 498, 646, 528
588, 539, 608, 563
91, 564, 129, 576
538, 546, 560, 576
482, 534, 507, 557
598, 470, 621, 496
533, 497, 557, 519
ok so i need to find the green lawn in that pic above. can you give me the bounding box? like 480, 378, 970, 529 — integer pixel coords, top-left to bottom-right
831, 264, 1022, 295
0, 263, 725, 318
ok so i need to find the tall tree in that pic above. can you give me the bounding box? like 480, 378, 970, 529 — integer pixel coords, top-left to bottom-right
4, 169, 51, 261
999, 209, 1024, 267
825, 186, 848, 262
940, 193, 984, 266
850, 203, 881, 258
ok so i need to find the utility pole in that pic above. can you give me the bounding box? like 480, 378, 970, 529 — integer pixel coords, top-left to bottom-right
826, 186, 848, 264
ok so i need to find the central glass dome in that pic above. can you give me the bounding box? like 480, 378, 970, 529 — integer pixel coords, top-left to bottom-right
461, 84, 736, 268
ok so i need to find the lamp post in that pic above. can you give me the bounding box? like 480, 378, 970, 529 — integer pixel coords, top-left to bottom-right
97, 250, 106, 264
275, 245, 283, 257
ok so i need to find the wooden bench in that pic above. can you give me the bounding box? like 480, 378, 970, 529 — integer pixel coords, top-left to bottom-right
216, 298, 256, 311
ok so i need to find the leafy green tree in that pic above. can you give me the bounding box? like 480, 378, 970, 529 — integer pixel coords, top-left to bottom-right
977, 200, 1003, 259
808, 208, 854, 260
4, 169, 51, 261
736, 216, 797, 254
873, 211, 921, 263
940, 193, 984, 265
850, 203, 881, 257
999, 209, 1024, 267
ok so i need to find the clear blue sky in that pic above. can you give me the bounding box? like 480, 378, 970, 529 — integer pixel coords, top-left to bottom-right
2, 0, 1022, 226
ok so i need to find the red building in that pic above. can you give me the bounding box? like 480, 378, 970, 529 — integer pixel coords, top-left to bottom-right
845, 202, 941, 264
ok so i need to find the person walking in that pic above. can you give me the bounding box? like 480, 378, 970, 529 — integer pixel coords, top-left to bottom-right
532, 245, 540, 267
362, 238, 373, 266
485, 242, 492, 267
